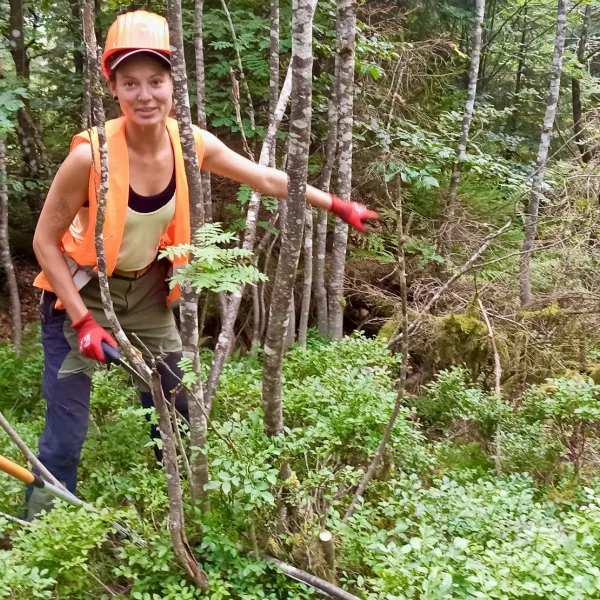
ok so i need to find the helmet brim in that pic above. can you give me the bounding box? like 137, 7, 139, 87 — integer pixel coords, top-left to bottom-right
108, 49, 171, 76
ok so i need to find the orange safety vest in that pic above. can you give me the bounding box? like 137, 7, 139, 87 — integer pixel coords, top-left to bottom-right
33, 116, 204, 307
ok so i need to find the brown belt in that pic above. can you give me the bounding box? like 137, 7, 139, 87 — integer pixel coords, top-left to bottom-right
111, 263, 153, 280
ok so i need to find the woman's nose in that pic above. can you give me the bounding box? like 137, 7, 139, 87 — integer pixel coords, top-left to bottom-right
138, 85, 152, 101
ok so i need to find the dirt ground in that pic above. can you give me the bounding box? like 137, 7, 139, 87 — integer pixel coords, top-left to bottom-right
0, 262, 41, 340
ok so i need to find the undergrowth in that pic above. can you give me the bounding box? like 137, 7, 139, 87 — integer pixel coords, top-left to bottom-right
3, 331, 600, 598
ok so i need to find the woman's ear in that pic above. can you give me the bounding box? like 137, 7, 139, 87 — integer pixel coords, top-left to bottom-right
107, 79, 117, 101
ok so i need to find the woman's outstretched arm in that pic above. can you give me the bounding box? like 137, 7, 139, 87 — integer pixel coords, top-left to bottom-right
200, 130, 378, 232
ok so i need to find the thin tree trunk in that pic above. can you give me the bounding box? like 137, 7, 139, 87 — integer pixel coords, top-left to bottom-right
314, 73, 339, 336
80, 0, 92, 129
83, 0, 207, 586
269, 0, 280, 166
439, 0, 485, 251
219, 0, 256, 133
514, 8, 528, 98
572, 4, 592, 164
0, 139, 22, 352
195, 0, 213, 220
166, 0, 210, 508
344, 180, 409, 523
204, 0, 318, 412
519, 0, 568, 308
8, 0, 49, 220
262, 0, 314, 436
298, 205, 313, 346
327, 0, 356, 339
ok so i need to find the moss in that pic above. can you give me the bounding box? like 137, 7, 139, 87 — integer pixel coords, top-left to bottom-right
520, 303, 560, 321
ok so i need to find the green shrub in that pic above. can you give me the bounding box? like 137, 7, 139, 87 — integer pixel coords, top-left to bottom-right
0, 324, 44, 415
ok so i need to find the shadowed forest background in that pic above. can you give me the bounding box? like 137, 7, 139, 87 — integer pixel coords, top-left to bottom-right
4, 0, 600, 598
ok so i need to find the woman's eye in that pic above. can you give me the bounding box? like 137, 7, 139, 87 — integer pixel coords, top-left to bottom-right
152, 79, 162, 86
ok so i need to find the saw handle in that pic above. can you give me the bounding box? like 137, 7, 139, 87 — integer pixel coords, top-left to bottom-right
0, 454, 39, 486
101, 341, 122, 365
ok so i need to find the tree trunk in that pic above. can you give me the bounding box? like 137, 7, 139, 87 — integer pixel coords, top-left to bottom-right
262, 0, 314, 436
519, 0, 568, 307
269, 0, 280, 166
572, 4, 592, 164
219, 0, 256, 133
204, 0, 318, 412
438, 0, 485, 251
81, 0, 207, 586
298, 205, 313, 346
514, 8, 528, 98
0, 139, 22, 352
166, 0, 210, 508
7, 0, 49, 221
195, 0, 213, 220
314, 72, 339, 336
327, 0, 356, 339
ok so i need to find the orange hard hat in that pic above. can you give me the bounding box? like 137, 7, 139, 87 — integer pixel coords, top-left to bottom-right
102, 11, 170, 79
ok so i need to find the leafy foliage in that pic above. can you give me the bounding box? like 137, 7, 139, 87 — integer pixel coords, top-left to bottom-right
160, 222, 267, 293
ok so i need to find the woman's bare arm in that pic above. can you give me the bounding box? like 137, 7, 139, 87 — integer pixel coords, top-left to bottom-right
200, 130, 333, 210
33, 143, 92, 323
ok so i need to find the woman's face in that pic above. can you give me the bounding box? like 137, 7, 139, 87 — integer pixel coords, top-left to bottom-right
109, 54, 173, 126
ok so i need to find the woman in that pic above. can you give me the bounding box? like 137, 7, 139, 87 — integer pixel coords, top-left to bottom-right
29, 10, 377, 516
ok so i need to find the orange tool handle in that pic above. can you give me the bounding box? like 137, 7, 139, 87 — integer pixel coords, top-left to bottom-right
0, 454, 35, 485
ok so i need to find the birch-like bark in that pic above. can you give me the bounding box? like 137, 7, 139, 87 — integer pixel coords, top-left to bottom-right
269, 0, 280, 165
344, 180, 408, 523
519, 0, 568, 307
167, 0, 210, 508
298, 206, 313, 346
205, 0, 318, 410
219, 0, 256, 132
439, 0, 486, 251
82, 0, 207, 586
478, 298, 501, 396
80, 0, 92, 129
572, 4, 592, 164
0, 139, 22, 351
195, 0, 212, 220
285, 293, 296, 350
314, 76, 339, 335
251, 0, 280, 345
262, 0, 314, 436
327, 0, 356, 339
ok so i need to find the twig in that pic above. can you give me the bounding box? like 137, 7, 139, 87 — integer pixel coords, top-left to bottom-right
230, 69, 254, 160
219, 0, 256, 131
0, 410, 67, 492
344, 179, 409, 523
387, 220, 512, 348
478, 298, 502, 395
0, 510, 30, 527
170, 388, 192, 484
264, 556, 361, 600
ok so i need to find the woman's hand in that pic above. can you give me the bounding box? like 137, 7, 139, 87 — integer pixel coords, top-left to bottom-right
328, 195, 379, 233
71, 312, 118, 362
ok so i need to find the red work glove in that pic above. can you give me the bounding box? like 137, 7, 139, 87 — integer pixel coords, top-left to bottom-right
328, 194, 379, 233
71, 311, 117, 362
